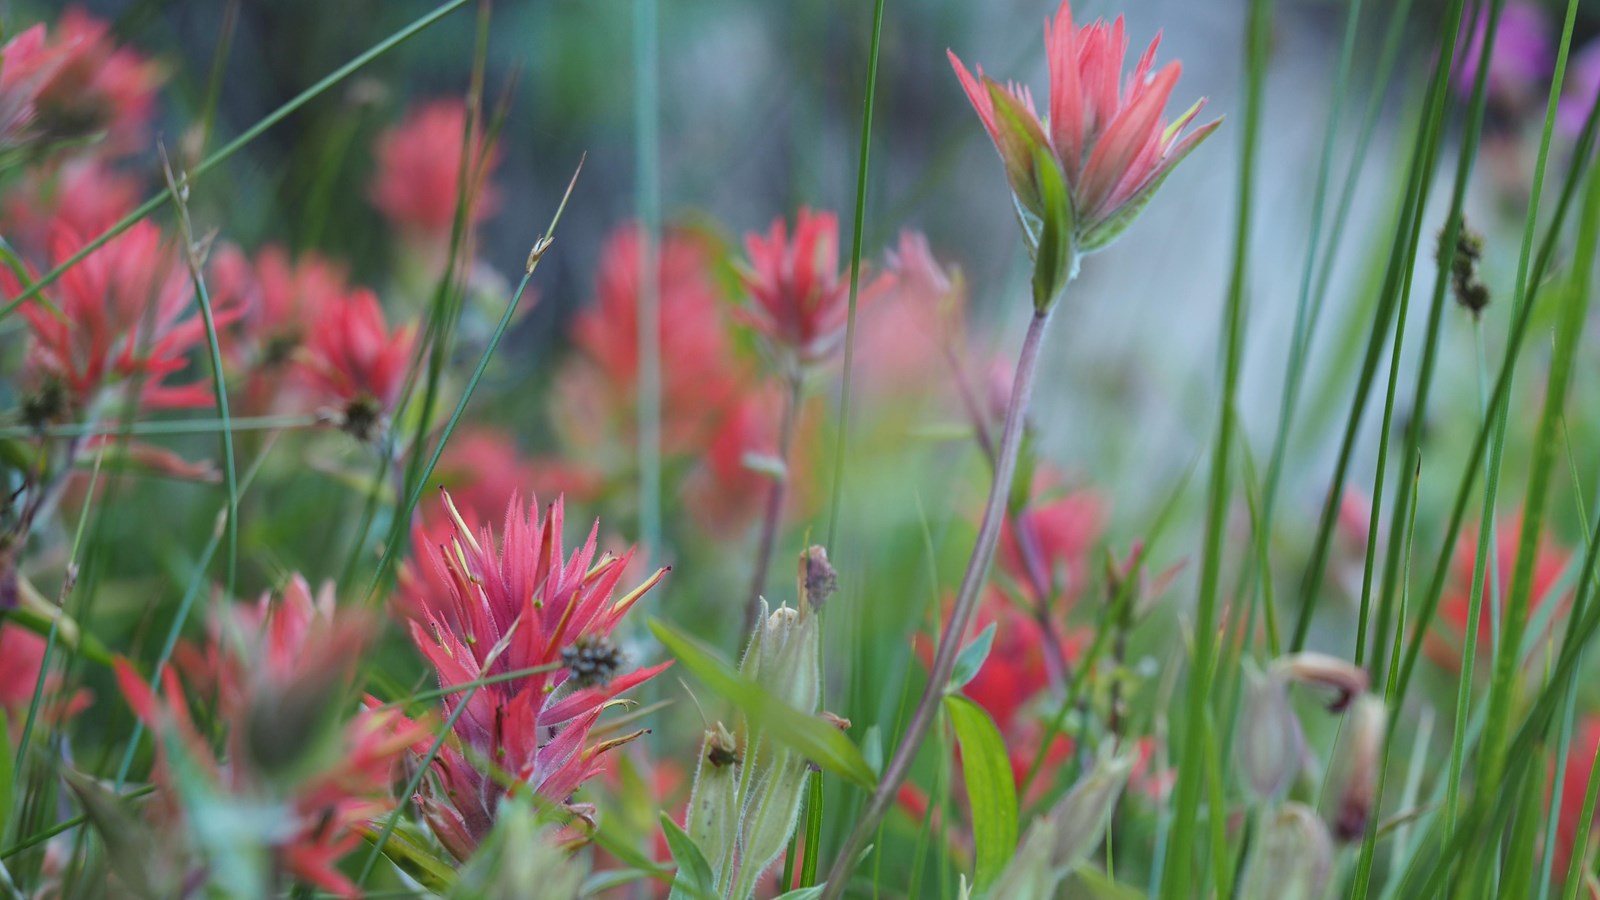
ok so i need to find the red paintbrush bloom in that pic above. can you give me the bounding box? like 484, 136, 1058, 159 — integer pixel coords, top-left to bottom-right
565, 223, 746, 454
212, 244, 351, 369
1555, 718, 1600, 875
0, 9, 162, 152
115, 576, 426, 898
997, 472, 1107, 609
0, 622, 90, 737
401, 490, 670, 861
737, 208, 890, 369
1427, 518, 1569, 672
2, 157, 140, 258
853, 230, 965, 395
682, 393, 781, 536
908, 590, 1077, 821
948, 1, 1220, 253
369, 99, 500, 245
297, 288, 415, 439
13, 221, 242, 421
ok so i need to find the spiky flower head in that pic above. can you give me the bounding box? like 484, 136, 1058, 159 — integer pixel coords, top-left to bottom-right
948, 1, 1220, 286
401, 490, 669, 861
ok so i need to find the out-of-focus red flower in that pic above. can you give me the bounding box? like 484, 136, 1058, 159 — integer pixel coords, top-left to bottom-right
0, 622, 90, 735
433, 427, 605, 520
1555, 717, 1600, 875
400, 490, 670, 861
563, 223, 746, 455
1427, 518, 1570, 671
12, 221, 242, 420
949, 1, 1220, 252
737, 208, 890, 368
914, 589, 1078, 795
115, 576, 425, 899
2, 157, 140, 257
682, 392, 781, 537
369, 99, 500, 244
997, 472, 1107, 609
0, 9, 162, 152
211, 244, 350, 369
854, 230, 963, 394
297, 288, 415, 438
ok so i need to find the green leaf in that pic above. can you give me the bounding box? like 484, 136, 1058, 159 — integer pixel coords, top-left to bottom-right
1029, 143, 1074, 313
0, 711, 11, 836
661, 813, 718, 900
650, 619, 878, 789
774, 888, 827, 899
582, 868, 658, 895
862, 724, 884, 778
983, 78, 1052, 219
360, 821, 456, 894
944, 694, 1019, 894
1070, 866, 1146, 899
948, 623, 998, 692
62, 768, 166, 898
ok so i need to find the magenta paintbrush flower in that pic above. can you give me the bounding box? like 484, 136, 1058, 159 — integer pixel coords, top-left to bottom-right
737, 208, 890, 369
401, 490, 670, 861
948, 1, 1220, 257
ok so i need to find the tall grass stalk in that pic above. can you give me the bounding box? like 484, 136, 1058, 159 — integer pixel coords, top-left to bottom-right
1160, 0, 1268, 890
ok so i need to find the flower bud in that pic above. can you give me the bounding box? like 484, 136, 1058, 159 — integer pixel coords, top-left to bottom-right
986, 817, 1059, 898
733, 747, 811, 897
1046, 741, 1134, 872
1238, 802, 1334, 900
448, 792, 587, 899
1237, 667, 1304, 801
685, 722, 741, 888
1273, 652, 1369, 713
1324, 694, 1385, 842
749, 605, 822, 721
799, 545, 837, 611
727, 583, 826, 896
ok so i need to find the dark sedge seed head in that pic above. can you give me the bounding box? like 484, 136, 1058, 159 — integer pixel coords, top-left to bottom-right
562, 633, 623, 689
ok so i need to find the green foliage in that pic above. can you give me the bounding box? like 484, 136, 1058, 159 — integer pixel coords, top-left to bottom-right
944, 694, 1017, 894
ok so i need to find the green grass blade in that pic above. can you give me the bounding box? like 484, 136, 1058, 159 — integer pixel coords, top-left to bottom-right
823, 0, 887, 550
1161, 0, 1269, 891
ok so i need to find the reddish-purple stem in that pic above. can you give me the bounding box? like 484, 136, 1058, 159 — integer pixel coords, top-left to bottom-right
821, 307, 1054, 898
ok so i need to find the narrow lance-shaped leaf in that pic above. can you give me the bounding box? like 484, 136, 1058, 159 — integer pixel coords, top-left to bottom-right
649, 619, 878, 789
948, 622, 998, 692
945, 694, 1020, 894
1030, 145, 1075, 313
662, 813, 719, 900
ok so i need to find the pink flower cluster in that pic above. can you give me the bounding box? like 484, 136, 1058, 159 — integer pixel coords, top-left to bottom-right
399, 491, 670, 859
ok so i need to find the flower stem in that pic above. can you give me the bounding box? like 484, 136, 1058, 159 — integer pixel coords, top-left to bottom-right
820, 305, 1055, 898
1014, 521, 1071, 690
743, 374, 806, 636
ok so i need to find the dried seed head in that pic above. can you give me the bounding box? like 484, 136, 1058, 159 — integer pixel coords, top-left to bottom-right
799, 545, 837, 612
706, 721, 740, 768
21, 376, 72, 430
1439, 221, 1490, 316
340, 395, 385, 443
561, 634, 623, 689
1324, 693, 1385, 842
